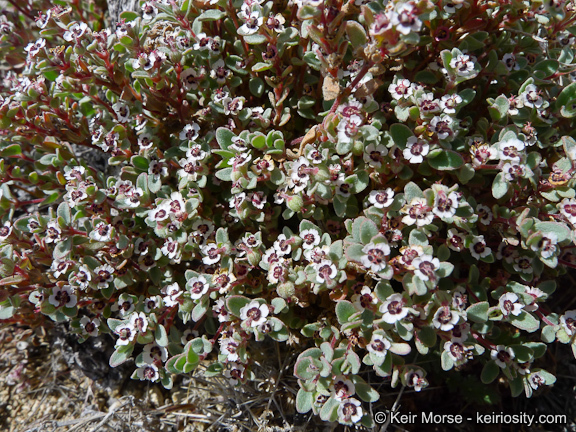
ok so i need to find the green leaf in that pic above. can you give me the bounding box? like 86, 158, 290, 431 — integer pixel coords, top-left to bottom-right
119, 11, 139, 21
492, 172, 509, 199
1, 144, 22, 157
534, 221, 571, 242
417, 326, 436, 347
186, 346, 199, 364
555, 82, 576, 114
53, 237, 72, 260
155, 324, 169, 346
57, 202, 71, 225
165, 354, 184, 374
131, 155, 149, 171
541, 325, 557, 343
215, 168, 232, 181
109, 345, 134, 367
427, 149, 464, 170
244, 34, 267, 44
296, 389, 313, 414
509, 311, 540, 333
390, 123, 413, 149
481, 360, 500, 384
252, 62, 272, 72
466, 301, 489, 323
197, 9, 225, 21
354, 381, 379, 402
216, 127, 234, 150
404, 181, 424, 202
346, 21, 367, 48
226, 295, 251, 317
319, 396, 339, 422
335, 300, 358, 324
488, 95, 509, 121
249, 77, 265, 97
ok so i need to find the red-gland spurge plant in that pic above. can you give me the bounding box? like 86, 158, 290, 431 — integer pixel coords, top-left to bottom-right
2, 0, 576, 426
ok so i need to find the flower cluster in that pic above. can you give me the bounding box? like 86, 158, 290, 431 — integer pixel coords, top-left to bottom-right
1, 0, 576, 426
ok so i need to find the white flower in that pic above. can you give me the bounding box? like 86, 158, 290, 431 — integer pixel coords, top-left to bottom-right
491, 345, 514, 368
51, 260, 72, 278
450, 54, 476, 77
559, 198, 576, 225
112, 102, 130, 123
64, 165, 86, 181
136, 364, 160, 381
405, 369, 428, 391
187, 275, 209, 300
45, 221, 62, 243
224, 362, 245, 385
94, 264, 114, 288
162, 282, 182, 307
521, 84, 543, 108
560, 310, 576, 336
443, 340, 471, 364
429, 115, 453, 140
240, 301, 269, 328
300, 229, 321, 250
113, 294, 136, 316
360, 241, 391, 273
161, 238, 181, 261
440, 93, 462, 114
73, 265, 92, 290
90, 222, 113, 242
179, 122, 200, 141
210, 59, 230, 84
403, 137, 429, 163
332, 376, 356, 401
392, 3, 422, 35
220, 337, 240, 361
114, 323, 136, 346
416, 93, 442, 116
337, 398, 363, 425
388, 78, 413, 100
186, 144, 207, 162
130, 311, 149, 333
181, 68, 199, 90
513, 255, 533, 274
274, 234, 292, 256
498, 137, 525, 162
469, 235, 491, 260
141, 1, 158, 20
363, 143, 388, 168
366, 333, 391, 357
401, 197, 433, 227
214, 298, 231, 322
202, 243, 222, 265
142, 342, 168, 363
337, 115, 362, 144
48, 285, 77, 308
368, 189, 394, 208
476, 204, 493, 225
529, 372, 545, 390
433, 191, 459, 219
0, 221, 12, 241
502, 53, 519, 71
432, 306, 460, 331
63, 22, 89, 41
313, 260, 338, 284
238, 11, 264, 35
499, 293, 523, 317
80, 316, 100, 337
413, 255, 440, 282
380, 293, 408, 324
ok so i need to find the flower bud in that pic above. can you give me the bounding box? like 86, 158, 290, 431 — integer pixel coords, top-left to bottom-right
277, 281, 295, 299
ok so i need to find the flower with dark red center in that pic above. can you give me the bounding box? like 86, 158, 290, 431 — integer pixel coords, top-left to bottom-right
380, 293, 409, 324
491, 345, 515, 368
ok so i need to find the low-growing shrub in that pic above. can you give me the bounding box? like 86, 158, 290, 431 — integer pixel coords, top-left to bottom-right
1, 0, 576, 426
